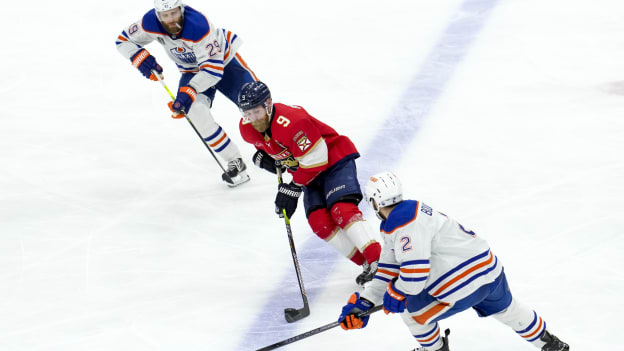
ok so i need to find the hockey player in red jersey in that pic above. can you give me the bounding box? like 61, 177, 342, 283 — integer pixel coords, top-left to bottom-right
115, 0, 259, 187
338, 172, 570, 351
237, 81, 382, 285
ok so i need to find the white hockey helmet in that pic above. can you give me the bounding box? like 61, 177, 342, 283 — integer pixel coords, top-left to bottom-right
364, 171, 403, 219
154, 0, 184, 14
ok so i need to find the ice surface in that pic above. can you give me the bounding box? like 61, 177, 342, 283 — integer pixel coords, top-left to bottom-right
1, 0, 622, 350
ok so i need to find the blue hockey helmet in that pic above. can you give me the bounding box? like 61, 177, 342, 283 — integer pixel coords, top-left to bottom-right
238, 81, 271, 112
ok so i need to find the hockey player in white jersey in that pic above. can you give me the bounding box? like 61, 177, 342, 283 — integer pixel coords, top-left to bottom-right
338, 172, 570, 351
115, 0, 258, 186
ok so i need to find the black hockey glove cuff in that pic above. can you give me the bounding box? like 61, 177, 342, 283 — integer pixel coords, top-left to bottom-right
275, 181, 302, 219
253, 149, 282, 174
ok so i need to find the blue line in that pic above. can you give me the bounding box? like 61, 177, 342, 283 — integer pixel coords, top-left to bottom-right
240, 1, 500, 349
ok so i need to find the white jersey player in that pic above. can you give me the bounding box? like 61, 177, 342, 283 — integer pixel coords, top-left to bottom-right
337, 172, 569, 351
115, 0, 258, 186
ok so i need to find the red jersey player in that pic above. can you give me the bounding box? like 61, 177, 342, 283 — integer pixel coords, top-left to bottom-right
237, 81, 381, 285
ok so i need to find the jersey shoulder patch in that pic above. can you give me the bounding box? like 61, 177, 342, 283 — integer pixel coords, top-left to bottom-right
180, 6, 211, 42
141, 9, 167, 35
381, 200, 420, 234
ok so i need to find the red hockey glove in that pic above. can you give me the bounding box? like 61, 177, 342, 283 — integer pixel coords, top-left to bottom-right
168, 86, 197, 119
383, 279, 407, 314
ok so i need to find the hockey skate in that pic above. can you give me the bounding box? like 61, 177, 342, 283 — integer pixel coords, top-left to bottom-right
411, 329, 451, 351
540, 330, 569, 351
356, 261, 378, 286
221, 158, 250, 187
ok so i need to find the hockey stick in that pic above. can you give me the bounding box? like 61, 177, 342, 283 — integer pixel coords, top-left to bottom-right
277, 168, 310, 323
152, 71, 232, 183
256, 305, 384, 351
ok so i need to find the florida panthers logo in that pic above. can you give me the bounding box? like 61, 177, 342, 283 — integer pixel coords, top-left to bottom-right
169, 47, 196, 64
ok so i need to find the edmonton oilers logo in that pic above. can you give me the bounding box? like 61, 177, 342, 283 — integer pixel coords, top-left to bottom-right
170, 47, 196, 64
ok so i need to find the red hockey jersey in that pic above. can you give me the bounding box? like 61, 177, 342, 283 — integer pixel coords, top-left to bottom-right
239, 103, 359, 186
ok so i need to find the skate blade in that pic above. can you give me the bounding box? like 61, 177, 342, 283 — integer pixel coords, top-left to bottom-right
225, 174, 251, 188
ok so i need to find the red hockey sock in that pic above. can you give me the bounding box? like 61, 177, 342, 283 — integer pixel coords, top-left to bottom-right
350, 250, 366, 265
362, 242, 382, 264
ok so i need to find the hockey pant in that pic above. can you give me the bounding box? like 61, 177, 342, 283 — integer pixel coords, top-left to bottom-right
399, 273, 550, 350
307, 203, 381, 266
186, 94, 241, 162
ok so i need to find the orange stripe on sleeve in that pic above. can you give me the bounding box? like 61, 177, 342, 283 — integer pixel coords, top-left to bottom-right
377, 269, 399, 277
400, 268, 430, 274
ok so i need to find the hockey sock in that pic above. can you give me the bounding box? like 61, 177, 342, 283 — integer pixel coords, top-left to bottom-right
186, 96, 241, 162
308, 209, 361, 264
492, 298, 548, 348
400, 317, 445, 351
330, 202, 381, 264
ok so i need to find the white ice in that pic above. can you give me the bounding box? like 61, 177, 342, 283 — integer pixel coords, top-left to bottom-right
1, 0, 622, 350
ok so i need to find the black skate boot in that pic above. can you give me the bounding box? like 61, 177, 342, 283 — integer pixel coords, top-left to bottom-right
222, 158, 250, 187
411, 329, 451, 351
540, 330, 569, 351
356, 261, 378, 286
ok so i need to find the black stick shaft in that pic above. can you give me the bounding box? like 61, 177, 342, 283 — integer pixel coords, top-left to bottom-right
256, 305, 384, 351
277, 169, 309, 308
153, 71, 228, 175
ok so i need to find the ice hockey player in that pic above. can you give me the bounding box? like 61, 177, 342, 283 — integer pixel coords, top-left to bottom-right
338, 172, 570, 351
115, 0, 258, 187
237, 81, 382, 285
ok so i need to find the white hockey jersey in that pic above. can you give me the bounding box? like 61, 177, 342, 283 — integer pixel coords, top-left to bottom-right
115, 6, 242, 92
361, 200, 503, 308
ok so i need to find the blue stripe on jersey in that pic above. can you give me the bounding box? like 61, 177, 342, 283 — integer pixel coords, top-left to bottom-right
435, 256, 498, 299
401, 259, 430, 266
379, 263, 400, 269
201, 69, 223, 78
204, 126, 223, 141
121, 30, 129, 38
374, 276, 391, 283
175, 63, 197, 71
426, 249, 490, 292
203, 59, 224, 65
214, 138, 231, 152
400, 275, 428, 282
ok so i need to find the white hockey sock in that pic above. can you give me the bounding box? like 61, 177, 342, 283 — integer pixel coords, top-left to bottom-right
400, 315, 445, 351
187, 96, 241, 162
491, 298, 547, 348
325, 229, 361, 262
342, 220, 381, 263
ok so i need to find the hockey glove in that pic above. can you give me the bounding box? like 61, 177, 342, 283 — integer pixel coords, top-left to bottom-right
168, 86, 197, 119
130, 49, 163, 81
383, 279, 407, 314
274, 181, 302, 219
338, 292, 374, 330
253, 149, 283, 174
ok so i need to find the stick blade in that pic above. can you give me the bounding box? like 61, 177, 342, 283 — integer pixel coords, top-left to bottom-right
284, 306, 310, 323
